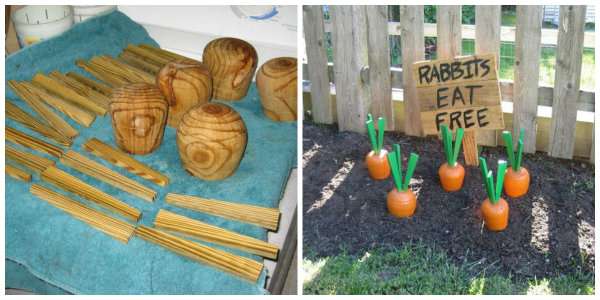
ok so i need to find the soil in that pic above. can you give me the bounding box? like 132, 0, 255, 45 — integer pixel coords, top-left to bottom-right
303, 122, 595, 278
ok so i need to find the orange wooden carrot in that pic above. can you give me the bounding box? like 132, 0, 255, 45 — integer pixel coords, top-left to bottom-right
387, 145, 419, 218
365, 114, 390, 180
502, 129, 530, 198
479, 157, 509, 231
438, 125, 465, 192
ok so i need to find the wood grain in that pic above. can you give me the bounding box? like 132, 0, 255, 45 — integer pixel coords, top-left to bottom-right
30, 184, 135, 243
49, 71, 111, 112
549, 5, 586, 159
176, 103, 247, 180
256, 57, 297, 121
6, 145, 55, 173
66, 71, 113, 97
6, 126, 64, 158
60, 150, 157, 202
123, 44, 172, 67
157, 59, 212, 127
202, 37, 258, 100
303, 5, 333, 124
119, 50, 162, 75
110, 83, 168, 155
6, 164, 32, 182
5, 100, 72, 146
89, 55, 156, 85
83, 138, 169, 186
400, 5, 425, 135
32, 73, 107, 115
154, 209, 279, 259
41, 165, 142, 221
135, 225, 263, 282
166, 193, 280, 231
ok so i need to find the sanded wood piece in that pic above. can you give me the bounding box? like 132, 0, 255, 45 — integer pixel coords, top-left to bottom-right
256, 57, 297, 121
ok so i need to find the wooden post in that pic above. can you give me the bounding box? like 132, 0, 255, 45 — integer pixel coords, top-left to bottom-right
437, 5, 479, 165
475, 6, 501, 147
549, 5, 586, 159
330, 5, 370, 133
366, 6, 394, 130
514, 6, 542, 153
303, 6, 333, 124
400, 5, 424, 136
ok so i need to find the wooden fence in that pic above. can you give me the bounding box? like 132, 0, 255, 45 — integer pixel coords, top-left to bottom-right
302, 5, 594, 161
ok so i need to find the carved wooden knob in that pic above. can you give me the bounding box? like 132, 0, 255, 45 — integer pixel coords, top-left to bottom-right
157, 59, 212, 127
110, 83, 168, 155
202, 37, 258, 101
256, 57, 297, 121
177, 103, 247, 180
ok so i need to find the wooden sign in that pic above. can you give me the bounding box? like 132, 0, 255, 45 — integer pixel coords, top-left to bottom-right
412, 53, 504, 136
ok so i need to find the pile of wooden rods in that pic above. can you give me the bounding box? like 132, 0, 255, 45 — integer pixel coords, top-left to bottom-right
6, 126, 64, 158
5, 145, 55, 173
166, 193, 281, 231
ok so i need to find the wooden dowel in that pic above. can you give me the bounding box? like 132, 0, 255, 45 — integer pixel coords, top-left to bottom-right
83, 138, 169, 186
6, 126, 64, 158
90, 55, 156, 84
19, 81, 96, 127
31, 73, 107, 115
123, 44, 172, 66
119, 51, 162, 75
5, 100, 72, 146
76, 59, 128, 87
6, 145, 55, 173
165, 193, 280, 231
6, 164, 32, 182
30, 184, 135, 243
60, 150, 156, 202
155, 209, 279, 259
41, 165, 142, 221
49, 71, 111, 112
135, 225, 263, 282
66, 71, 113, 96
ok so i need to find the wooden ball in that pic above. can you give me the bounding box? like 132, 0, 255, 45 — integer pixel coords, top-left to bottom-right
177, 103, 247, 180
110, 83, 168, 155
202, 37, 258, 101
256, 57, 297, 121
157, 59, 212, 127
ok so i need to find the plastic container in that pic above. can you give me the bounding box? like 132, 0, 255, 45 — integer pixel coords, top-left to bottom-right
73, 5, 117, 23
12, 5, 74, 47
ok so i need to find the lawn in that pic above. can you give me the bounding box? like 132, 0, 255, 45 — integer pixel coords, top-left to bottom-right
304, 243, 595, 295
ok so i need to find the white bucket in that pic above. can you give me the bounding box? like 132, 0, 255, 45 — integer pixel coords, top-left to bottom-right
73, 5, 117, 23
12, 5, 74, 47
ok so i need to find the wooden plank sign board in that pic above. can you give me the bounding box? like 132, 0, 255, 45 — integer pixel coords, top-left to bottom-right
412, 53, 504, 136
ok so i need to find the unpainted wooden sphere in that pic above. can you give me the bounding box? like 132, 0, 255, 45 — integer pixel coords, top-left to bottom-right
176, 102, 247, 180
156, 59, 212, 127
202, 37, 258, 101
110, 83, 168, 155
256, 57, 297, 121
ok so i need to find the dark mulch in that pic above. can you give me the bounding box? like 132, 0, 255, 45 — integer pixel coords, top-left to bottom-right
303, 121, 595, 278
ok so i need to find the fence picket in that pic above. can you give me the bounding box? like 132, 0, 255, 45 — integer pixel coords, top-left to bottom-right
475, 6, 501, 147
400, 5, 424, 136
303, 6, 333, 124
549, 5, 586, 159
514, 6, 543, 153
331, 5, 371, 132
366, 6, 394, 130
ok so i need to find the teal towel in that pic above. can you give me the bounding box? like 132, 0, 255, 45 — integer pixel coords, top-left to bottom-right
5, 11, 296, 294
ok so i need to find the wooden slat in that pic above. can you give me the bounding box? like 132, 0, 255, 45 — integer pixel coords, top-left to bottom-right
31, 73, 107, 115
303, 5, 333, 124
330, 5, 370, 132
6, 126, 64, 158
436, 6, 462, 59
5, 145, 55, 173
366, 5, 394, 130
66, 71, 113, 97
6, 164, 32, 182
549, 5, 586, 159
5, 101, 72, 147
514, 6, 543, 153
475, 5, 501, 146
399, 6, 424, 135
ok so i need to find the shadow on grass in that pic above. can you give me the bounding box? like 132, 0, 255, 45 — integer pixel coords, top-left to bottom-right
303, 242, 594, 295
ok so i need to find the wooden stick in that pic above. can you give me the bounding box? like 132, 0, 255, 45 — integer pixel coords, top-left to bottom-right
31, 73, 107, 115
41, 165, 142, 221
8, 80, 79, 139
49, 71, 111, 112
155, 209, 279, 259
94, 55, 156, 84
19, 81, 96, 127
6, 145, 55, 173
30, 184, 135, 243
5, 101, 72, 146
165, 193, 280, 231
66, 71, 113, 96
119, 51, 162, 75
83, 138, 169, 186
60, 150, 156, 202
462, 131, 479, 166
6, 164, 32, 182
123, 44, 172, 66
76, 59, 129, 87
6, 126, 64, 158
135, 225, 263, 282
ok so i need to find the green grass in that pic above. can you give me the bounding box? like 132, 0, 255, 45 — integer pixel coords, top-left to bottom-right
303, 243, 594, 295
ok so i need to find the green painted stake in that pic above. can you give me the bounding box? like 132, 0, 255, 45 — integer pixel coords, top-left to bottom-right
502, 130, 525, 172
486, 171, 495, 203
495, 160, 507, 202
515, 128, 524, 171
387, 150, 403, 191
377, 117, 385, 154
403, 153, 419, 191
366, 119, 378, 153
394, 144, 402, 184
452, 128, 464, 166
441, 125, 452, 165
